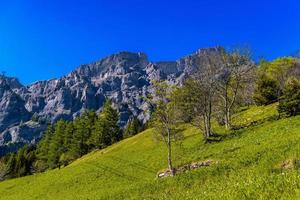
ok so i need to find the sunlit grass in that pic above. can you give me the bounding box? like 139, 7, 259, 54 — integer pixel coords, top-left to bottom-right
0, 103, 300, 199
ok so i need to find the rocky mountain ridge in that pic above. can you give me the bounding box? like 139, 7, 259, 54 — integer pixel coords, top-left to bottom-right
0, 47, 223, 155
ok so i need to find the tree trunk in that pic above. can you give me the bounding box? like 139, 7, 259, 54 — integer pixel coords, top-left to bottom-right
203, 115, 208, 139
207, 98, 212, 138
167, 128, 175, 176
224, 86, 231, 130
224, 107, 231, 130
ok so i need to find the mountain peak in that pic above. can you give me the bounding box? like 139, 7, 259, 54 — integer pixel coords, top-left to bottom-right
73, 51, 149, 78
0, 76, 23, 90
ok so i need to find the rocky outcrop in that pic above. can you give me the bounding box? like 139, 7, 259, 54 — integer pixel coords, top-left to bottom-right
157, 160, 216, 178
0, 47, 224, 155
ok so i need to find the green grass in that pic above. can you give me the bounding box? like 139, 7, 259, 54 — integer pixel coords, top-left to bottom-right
1, 103, 300, 200
232, 103, 279, 127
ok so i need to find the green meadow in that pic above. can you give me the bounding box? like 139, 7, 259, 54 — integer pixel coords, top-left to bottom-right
1, 103, 300, 200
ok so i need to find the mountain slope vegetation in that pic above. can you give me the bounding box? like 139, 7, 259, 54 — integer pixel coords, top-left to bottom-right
1, 103, 300, 199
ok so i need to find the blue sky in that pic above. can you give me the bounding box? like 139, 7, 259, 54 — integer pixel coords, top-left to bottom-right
1, 0, 300, 85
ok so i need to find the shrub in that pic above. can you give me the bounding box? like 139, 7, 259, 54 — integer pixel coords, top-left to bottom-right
278, 78, 300, 117
253, 74, 280, 105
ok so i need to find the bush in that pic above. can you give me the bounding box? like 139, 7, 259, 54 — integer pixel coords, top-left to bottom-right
253, 74, 280, 105
278, 78, 300, 117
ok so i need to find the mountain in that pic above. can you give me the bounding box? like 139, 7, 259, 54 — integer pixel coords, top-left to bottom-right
0, 47, 223, 155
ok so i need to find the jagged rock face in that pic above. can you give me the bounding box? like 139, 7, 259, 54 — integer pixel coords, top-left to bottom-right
0, 47, 223, 155
0, 78, 31, 133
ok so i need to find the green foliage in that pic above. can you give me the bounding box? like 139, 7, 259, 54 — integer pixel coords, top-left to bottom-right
2, 55, 300, 198
2, 105, 300, 199
71, 117, 90, 158
35, 103, 121, 171
47, 120, 67, 168
35, 125, 54, 171
123, 117, 142, 138
90, 100, 121, 149
254, 57, 296, 105
253, 73, 280, 105
101, 100, 122, 143
278, 78, 300, 117
5, 145, 36, 178
170, 80, 200, 123
150, 81, 183, 142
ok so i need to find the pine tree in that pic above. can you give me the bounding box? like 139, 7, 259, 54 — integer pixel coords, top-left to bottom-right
102, 100, 121, 143
63, 122, 74, 150
47, 120, 67, 168
5, 153, 16, 177
91, 114, 107, 149
91, 99, 121, 149
82, 110, 97, 150
35, 125, 55, 171
58, 122, 75, 166
124, 117, 142, 138
70, 117, 90, 158
6, 145, 36, 178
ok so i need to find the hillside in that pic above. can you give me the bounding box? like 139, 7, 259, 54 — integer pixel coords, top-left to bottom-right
1, 103, 300, 199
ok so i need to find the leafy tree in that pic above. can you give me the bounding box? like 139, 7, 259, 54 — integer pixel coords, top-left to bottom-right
278, 77, 300, 117
150, 81, 182, 176
175, 78, 216, 140
253, 74, 280, 105
216, 49, 254, 129
254, 57, 296, 105
175, 50, 223, 140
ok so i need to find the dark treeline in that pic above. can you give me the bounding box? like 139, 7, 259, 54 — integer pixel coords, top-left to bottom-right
0, 99, 143, 179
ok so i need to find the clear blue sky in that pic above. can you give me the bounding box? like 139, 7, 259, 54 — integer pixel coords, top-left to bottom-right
1, 0, 300, 85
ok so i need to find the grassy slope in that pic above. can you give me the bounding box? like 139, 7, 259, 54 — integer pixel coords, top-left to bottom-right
1, 103, 300, 199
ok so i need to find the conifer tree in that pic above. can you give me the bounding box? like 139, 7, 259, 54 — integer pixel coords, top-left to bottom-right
124, 117, 142, 138
58, 122, 75, 166
103, 99, 121, 143
47, 120, 67, 168
91, 99, 121, 148
6, 145, 36, 178
70, 117, 89, 158
63, 122, 74, 151
82, 110, 97, 150
35, 125, 55, 171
